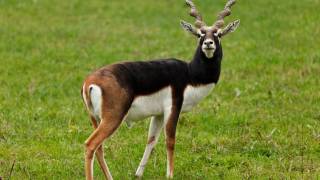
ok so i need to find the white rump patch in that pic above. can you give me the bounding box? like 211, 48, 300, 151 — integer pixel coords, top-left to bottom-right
89, 84, 102, 119
82, 83, 88, 108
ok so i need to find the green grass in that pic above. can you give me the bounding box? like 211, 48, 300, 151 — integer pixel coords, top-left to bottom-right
0, 0, 320, 179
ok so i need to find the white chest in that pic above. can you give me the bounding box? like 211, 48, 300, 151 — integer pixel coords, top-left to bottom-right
124, 83, 215, 126
182, 83, 215, 112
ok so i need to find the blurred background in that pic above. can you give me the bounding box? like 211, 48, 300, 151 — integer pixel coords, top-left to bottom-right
0, 0, 319, 179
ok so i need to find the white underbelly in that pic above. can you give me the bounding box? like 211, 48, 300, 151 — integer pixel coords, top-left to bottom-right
125, 87, 172, 123
124, 83, 215, 126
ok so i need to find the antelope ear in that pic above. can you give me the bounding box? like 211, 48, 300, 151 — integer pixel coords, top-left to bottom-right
218, 20, 240, 37
180, 20, 200, 37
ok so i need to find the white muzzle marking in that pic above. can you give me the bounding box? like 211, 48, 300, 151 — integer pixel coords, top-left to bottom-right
202, 38, 216, 58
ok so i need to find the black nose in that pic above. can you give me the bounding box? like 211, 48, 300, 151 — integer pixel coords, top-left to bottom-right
204, 40, 214, 46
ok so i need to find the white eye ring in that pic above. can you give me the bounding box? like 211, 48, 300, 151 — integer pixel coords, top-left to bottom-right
197, 29, 205, 38
198, 33, 205, 39
215, 29, 222, 37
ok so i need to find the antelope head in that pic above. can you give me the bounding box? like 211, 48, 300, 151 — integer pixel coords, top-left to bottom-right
181, 0, 240, 59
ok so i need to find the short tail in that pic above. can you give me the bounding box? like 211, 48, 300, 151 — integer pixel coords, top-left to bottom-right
82, 83, 102, 119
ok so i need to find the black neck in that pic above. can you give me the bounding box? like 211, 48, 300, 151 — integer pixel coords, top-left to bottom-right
188, 44, 223, 85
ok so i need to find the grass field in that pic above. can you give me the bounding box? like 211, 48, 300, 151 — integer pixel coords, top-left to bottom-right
1, 0, 320, 179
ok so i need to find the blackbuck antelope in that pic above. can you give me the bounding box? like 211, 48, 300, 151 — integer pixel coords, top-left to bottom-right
81, 0, 240, 179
